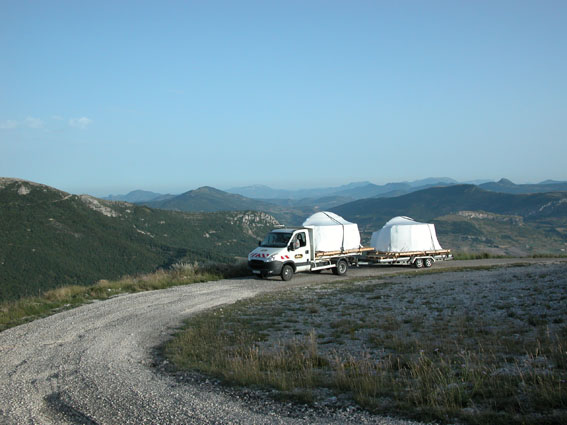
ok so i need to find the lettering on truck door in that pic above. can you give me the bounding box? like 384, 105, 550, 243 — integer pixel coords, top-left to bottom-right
293, 231, 310, 272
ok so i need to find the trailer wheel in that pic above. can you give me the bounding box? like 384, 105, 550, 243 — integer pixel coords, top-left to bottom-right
424, 258, 433, 268
333, 259, 348, 276
281, 264, 294, 281
414, 258, 424, 269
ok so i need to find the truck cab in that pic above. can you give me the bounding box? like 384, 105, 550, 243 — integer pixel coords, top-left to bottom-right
248, 227, 312, 280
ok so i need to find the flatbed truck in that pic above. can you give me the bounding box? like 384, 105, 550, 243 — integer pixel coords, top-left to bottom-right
362, 249, 453, 268
248, 227, 373, 280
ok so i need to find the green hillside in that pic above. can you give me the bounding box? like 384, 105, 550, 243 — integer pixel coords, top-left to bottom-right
479, 178, 567, 194
0, 179, 278, 301
141, 185, 307, 226
332, 185, 567, 256
431, 212, 566, 256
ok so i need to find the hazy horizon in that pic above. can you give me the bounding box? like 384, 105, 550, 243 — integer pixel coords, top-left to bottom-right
18, 176, 562, 198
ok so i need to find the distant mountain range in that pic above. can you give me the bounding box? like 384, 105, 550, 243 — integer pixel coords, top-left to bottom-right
226, 178, 459, 200
478, 178, 567, 194
141, 186, 274, 212
107, 177, 567, 209
104, 190, 175, 203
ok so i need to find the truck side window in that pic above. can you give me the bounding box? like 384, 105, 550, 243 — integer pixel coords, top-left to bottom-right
297, 232, 306, 247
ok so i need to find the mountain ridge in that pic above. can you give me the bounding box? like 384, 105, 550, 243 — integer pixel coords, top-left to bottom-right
479, 178, 567, 194
140, 186, 277, 212
226, 178, 457, 200
104, 190, 175, 203
104, 177, 567, 206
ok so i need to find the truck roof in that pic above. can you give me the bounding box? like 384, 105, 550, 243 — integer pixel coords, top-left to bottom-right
271, 227, 306, 233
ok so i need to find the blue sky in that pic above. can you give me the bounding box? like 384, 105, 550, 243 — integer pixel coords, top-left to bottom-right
1, 0, 566, 196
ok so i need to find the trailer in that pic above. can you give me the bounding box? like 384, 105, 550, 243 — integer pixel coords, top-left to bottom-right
364, 216, 452, 268
362, 249, 452, 268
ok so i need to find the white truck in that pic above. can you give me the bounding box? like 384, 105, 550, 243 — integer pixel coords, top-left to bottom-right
248, 212, 372, 281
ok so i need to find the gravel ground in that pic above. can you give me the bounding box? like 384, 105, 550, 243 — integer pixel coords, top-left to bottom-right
1, 258, 565, 425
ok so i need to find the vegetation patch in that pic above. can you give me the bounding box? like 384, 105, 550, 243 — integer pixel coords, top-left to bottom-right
0, 262, 248, 332
164, 264, 567, 424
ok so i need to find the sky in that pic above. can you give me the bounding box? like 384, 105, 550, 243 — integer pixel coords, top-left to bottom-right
1, 0, 566, 197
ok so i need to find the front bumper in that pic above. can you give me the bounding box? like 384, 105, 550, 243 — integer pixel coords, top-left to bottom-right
248, 260, 283, 277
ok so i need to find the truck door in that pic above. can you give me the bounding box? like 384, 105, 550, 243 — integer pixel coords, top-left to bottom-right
291, 231, 310, 272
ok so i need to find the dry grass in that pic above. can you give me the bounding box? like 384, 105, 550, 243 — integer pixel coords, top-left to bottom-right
0, 262, 241, 332
165, 263, 567, 424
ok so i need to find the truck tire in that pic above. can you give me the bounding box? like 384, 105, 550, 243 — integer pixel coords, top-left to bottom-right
414, 258, 424, 269
424, 258, 433, 268
333, 259, 348, 276
281, 264, 294, 281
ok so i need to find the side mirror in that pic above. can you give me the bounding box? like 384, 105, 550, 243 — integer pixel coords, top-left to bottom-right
258, 240, 262, 246
288, 244, 294, 252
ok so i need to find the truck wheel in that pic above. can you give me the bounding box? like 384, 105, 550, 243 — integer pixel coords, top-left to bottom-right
424, 258, 433, 268
414, 258, 424, 269
333, 259, 348, 275
281, 264, 294, 281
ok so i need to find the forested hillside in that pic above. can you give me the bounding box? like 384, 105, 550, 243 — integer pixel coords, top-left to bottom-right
139, 185, 307, 225
0, 179, 278, 301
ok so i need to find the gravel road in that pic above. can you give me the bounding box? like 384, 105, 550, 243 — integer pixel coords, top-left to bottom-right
1, 258, 565, 425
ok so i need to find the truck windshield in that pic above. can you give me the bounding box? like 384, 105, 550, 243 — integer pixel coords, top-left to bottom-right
260, 232, 292, 248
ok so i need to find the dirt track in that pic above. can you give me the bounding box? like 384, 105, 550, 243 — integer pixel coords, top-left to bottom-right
1, 258, 565, 424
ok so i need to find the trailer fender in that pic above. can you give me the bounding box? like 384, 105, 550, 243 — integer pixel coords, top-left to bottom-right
282, 260, 297, 272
